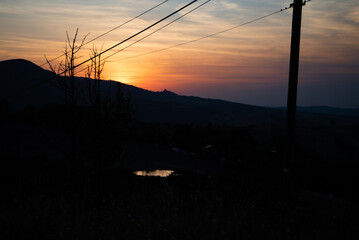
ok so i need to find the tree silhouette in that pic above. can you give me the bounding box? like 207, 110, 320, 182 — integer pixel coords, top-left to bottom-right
45, 28, 88, 179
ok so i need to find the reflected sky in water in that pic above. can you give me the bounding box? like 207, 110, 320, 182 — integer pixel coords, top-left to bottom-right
133, 170, 174, 177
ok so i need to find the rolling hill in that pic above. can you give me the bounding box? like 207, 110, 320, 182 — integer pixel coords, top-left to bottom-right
1, 59, 358, 126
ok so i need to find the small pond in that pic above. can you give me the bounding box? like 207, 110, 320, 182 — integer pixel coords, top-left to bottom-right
133, 170, 174, 177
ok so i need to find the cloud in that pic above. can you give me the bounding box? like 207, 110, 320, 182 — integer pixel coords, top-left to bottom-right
346, 6, 359, 24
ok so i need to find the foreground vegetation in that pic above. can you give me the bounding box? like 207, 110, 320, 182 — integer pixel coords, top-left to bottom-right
1, 103, 359, 239
1, 166, 358, 239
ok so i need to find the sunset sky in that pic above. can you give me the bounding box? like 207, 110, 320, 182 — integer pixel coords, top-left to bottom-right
1, 0, 358, 107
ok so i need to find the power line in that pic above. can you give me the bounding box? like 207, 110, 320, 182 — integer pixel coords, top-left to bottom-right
76, 2, 287, 74
102, 0, 212, 62
39, 0, 169, 67
83, 0, 169, 46
72, 0, 212, 77
3, 0, 198, 100
115, 7, 292, 62
72, 0, 199, 71
3, 4, 298, 100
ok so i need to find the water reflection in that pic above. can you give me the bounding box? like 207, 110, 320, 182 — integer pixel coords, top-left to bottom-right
133, 170, 174, 177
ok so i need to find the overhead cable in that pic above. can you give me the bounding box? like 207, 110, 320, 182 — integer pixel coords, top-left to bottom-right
102, 0, 212, 62
39, 0, 169, 67
72, 0, 199, 71
3, 0, 198, 100
115, 7, 292, 62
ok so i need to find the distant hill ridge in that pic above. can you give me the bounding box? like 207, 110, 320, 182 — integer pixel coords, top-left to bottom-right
1, 59, 358, 126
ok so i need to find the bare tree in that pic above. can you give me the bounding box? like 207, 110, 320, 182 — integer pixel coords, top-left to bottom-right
86, 45, 106, 111
45, 28, 88, 179
45, 28, 88, 105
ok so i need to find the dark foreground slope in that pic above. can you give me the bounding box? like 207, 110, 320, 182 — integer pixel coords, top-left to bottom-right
1, 59, 359, 239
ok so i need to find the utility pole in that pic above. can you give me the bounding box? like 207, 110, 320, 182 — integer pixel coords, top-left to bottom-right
284, 0, 305, 198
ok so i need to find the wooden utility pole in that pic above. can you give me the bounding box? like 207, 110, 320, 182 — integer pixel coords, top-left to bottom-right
284, 0, 305, 197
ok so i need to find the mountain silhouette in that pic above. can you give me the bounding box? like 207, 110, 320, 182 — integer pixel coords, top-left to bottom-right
1, 59, 358, 126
